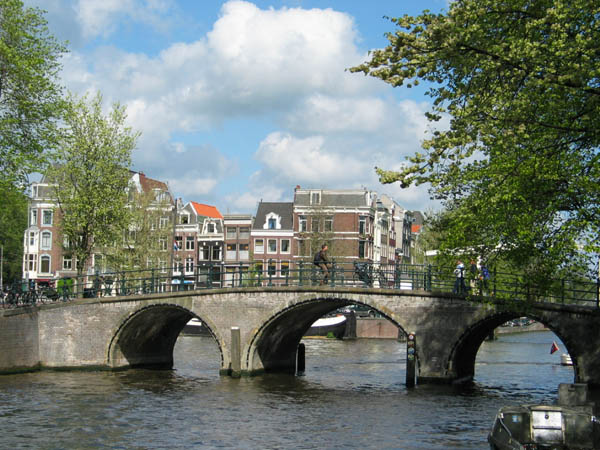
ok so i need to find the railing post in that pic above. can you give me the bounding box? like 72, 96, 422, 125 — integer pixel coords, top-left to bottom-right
330, 259, 335, 286
207, 264, 213, 288
493, 267, 497, 296
427, 264, 432, 291
561, 279, 565, 304
268, 259, 273, 286
298, 261, 304, 286
239, 262, 244, 287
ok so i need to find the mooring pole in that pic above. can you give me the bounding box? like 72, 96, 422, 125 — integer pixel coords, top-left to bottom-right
406, 332, 417, 387
231, 327, 241, 378
297, 343, 305, 375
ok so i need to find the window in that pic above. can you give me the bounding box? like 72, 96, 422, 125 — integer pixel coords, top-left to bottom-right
281, 239, 290, 253
211, 245, 221, 261
268, 218, 276, 229
299, 216, 307, 232
40, 255, 51, 273
175, 236, 182, 250
281, 261, 289, 277
254, 238, 264, 253
25, 254, 36, 272
239, 227, 250, 239
185, 258, 194, 274
180, 214, 189, 224
159, 237, 167, 251
42, 209, 53, 225
311, 217, 319, 232
63, 256, 72, 270
226, 243, 237, 260
359, 216, 366, 234
311, 191, 321, 205
268, 260, 276, 276
159, 259, 167, 273
324, 217, 333, 232
174, 260, 184, 273
226, 227, 237, 239
268, 239, 277, 253
239, 243, 249, 260
186, 236, 195, 250
207, 222, 215, 233
359, 240, 366, 258
29, 231, 36, 247
41, 231, 52, 250
159, 217, 169, 229
30, 209, 37, 226
200, 246, 209, 260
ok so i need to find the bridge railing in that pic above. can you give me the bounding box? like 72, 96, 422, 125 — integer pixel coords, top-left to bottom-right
3, 261, 599, 309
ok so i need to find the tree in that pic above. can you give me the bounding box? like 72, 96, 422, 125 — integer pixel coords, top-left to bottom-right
0, 180, 27, 286
352, 0, 600, 277
48, 93, 139, 281
0, 0, 66, 186
101, 188, 173, 273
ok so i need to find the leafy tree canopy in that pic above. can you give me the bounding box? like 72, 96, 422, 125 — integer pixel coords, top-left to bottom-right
352, 0, 600, 277
0, 180, 27, 286
48, 92, 139, 277
0, 0, 66, 186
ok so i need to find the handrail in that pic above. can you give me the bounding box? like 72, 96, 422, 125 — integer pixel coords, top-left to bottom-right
2, 260, 598, 309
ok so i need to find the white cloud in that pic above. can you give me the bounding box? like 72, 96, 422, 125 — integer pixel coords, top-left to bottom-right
34, 0, 441, 213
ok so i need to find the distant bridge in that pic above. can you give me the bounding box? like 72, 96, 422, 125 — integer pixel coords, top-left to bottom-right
2, 281, 600, 387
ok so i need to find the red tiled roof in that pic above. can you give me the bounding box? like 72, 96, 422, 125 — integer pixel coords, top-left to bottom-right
135, 171, 169, 193
191, 201, 223, 219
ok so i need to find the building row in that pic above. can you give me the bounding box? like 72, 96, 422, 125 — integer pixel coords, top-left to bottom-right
23, 172, 420, 289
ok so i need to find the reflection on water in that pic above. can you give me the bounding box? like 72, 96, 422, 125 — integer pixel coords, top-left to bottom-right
0, 331, 573, 449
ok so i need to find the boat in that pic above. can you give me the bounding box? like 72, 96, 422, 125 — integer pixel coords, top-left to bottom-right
488, 383, 600, 449
561, 353, 573, 366
181, 318, 210, 336
305, 315, 347, 339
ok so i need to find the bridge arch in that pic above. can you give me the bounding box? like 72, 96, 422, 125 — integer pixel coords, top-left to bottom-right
107, 303, 223, 370
448, 311, 575, 384
245, 294, 407, 375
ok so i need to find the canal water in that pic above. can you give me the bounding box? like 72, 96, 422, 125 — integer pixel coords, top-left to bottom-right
0, 330, 573, 449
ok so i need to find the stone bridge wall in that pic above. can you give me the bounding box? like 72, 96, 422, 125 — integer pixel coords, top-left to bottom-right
1, 287, 599, 386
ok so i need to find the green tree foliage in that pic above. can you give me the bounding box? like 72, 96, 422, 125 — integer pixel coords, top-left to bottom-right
0, 0, 66, 185
102, 188, 173, 272
0, 180, 27, 285
352, 0, 600, 277
48, 93, 139, 278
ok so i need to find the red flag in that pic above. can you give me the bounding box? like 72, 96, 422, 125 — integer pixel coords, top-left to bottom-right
550, 341, 559, 354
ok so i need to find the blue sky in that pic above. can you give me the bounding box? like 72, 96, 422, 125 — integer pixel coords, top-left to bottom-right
27, 0, 448, 214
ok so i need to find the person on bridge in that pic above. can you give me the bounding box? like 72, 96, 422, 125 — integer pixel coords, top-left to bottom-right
453, 260, 466, 294
314, 244, 331, 285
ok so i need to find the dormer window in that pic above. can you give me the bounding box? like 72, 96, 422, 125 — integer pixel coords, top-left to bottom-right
263, 212, 281, 230
311, 191, 321, 205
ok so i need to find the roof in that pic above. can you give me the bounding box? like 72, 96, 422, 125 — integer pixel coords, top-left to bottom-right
412, 224, 422, 234
191, 201, 223, 219
294, 189, 374, 208
135, 171, 169, 193
252, 202, 294, 230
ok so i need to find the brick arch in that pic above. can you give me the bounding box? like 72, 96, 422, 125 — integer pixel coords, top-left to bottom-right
107, 303, 223, 370
447, 310, 576, 384
244, 293, 407, 375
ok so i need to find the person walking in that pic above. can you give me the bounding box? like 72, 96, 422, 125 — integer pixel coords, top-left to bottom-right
314, 244, 331, 285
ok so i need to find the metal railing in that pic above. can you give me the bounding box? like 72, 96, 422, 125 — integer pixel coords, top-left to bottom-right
2, 260, 599, 309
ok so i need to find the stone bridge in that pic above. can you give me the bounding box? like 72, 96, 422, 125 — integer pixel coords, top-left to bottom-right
2, 286, 599, 386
